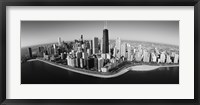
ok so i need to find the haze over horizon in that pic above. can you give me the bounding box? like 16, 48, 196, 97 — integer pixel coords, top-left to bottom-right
21, 21, 179, 47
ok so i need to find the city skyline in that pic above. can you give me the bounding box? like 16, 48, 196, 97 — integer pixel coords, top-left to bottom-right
21, 20, 179, 84
21, 21, 179, 47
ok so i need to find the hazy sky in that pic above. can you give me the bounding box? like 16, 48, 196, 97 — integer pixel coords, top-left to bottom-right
21, 21, 179, 47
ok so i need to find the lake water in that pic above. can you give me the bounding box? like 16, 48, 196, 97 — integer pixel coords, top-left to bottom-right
21, 61, 179, 84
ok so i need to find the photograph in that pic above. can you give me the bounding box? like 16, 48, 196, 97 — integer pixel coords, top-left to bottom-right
21, 21, 179, 84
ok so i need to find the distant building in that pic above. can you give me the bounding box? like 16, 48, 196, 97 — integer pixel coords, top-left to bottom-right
73, 43, 79, 51
135, 52, 142, 62
28, 47, 32, 58
87, 57, 94, 69
151, 52, 157, 62
76, 52, 82, 58
110, 47, 114, 57
74, 58, 77, 67
158, 59, 161, 63
127, 43, 132, 61
93, 37, 99, 54
70, 57, 74, 66
58, 37, 62, 46
115, 37, 121, 58
100, 38, 103, 53
71, 50, 75, 58
101, 67, 108, 72
166, 55, 172, 63
94, 57, 98, 70
174, 54, 179, 63
60, 53, 64, 59
81, 44, 85, 50
82, 52, 87, 59
113, 47, 117, 58
155, 48, 160, 55
80, 35, 83, 44
98, 58, 104, 72
45, 47, 50, 55
53, 44, 57, 55
89, 40, 93, 54
80, 58, 84, 68
121, 43, 127, 58
101, 53, 106, 59
57, 48, 61, 55
171, 52, 176, 57
77, 47, 82, 52
43, 52, 49, 60
109, 44, 112, 56
63, 52, 67, 59
106, 53, 111, 59
130, 55, 134, 61
38, 47, 45, 56
66, 55, 72, 66
74, 58, 78, 67
135, 47, 143, 62
160, 52, 166, 63
143, 50, 150, 62
87, 49, 92, 56
110, 58, 116, 64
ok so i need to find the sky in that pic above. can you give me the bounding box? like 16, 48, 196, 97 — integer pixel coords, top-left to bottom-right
21, 21, 179, 47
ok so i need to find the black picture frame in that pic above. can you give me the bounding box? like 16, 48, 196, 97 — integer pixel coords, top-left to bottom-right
0, 0, 199, 105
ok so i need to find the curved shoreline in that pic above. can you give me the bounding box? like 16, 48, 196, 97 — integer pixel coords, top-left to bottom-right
27, 59, 179, 78
130, 65, 179, 71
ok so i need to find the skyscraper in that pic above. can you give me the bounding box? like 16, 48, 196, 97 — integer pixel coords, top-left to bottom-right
87, 49, 91, 56
87, 57, 94, 69
53, 44, 57, 55
80, 35, 83, 44
135, 47, 143, 62
115, 37, 121, 58
89, 40, 93, 54
166, 54, 172, 63
121, 43, 127, 58
113, 47, 117, 57
58, 37, 62, 46
102, 21, 109, 53
98, 57, 104, 72
174, 53, 179, 63
151, 52, 157, 62
94, 57, 98, 70
127, 43, 132, 61
93, 37, 99, 54
80, 58, 84, 68
28, 47, 32, 58
143, 50, 150, 62
101, 37, 103, 53
160, 52, 166, 63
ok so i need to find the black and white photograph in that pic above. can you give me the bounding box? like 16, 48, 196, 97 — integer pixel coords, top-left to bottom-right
21, 21, 179, 84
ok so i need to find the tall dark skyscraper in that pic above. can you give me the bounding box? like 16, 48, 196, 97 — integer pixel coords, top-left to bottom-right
28, 47, 32, 58
80, 35, 83, 44
102, 21, 109, 53
89, 40, 93, 54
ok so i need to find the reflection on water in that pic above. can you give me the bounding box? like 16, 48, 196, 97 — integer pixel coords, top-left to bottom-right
21, 61, 179, 84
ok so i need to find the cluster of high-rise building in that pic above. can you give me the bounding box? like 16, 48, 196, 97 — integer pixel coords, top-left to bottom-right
112, 42, 179, 64
27, 21, 179, 72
